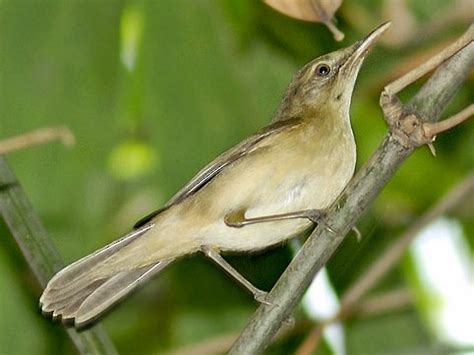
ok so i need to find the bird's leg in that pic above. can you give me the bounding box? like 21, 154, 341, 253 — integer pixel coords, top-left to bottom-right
201, 245, 272, 305
225, 209, 336, 233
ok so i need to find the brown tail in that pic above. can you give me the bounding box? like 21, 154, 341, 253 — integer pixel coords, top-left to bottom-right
40, 224, 173, 327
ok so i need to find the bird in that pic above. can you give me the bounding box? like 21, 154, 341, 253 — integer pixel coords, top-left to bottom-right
40, 22, 390, 328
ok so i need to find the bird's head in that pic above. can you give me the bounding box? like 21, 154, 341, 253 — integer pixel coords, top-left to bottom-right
276, 22, 390, 121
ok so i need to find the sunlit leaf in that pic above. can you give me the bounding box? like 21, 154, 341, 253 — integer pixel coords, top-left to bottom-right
120, 5, 144, 71
263, 0, 344, 41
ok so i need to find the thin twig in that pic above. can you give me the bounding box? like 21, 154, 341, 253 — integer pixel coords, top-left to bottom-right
353, 289, 412, 317
295, 324, 324, 355
229, 27, 474, 355
424, 103, 474, 137
0, 126, 75, 155
384, 24, 473, 95
343, 0, 473, 49
0, 156, 117, 354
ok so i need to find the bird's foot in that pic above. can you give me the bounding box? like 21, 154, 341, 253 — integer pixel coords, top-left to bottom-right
254, 290, 274, 306
305, 210, 337, 234
225, 208, 335, 231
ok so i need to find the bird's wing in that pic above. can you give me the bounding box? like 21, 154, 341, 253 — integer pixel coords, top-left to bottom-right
133, 117, 303, 228
167, 117, 303, 205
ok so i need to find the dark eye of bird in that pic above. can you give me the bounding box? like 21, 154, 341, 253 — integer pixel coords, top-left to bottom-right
315, 63, 331, 77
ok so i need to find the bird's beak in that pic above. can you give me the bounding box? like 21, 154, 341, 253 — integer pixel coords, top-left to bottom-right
340, 21, 391, 73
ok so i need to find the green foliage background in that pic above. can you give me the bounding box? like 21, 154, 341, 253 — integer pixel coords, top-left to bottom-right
0, 0, 472, 354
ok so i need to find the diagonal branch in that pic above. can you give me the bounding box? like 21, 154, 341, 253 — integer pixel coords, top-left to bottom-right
296, 170, 474, 355
0, 156, 117, 355
340, 170, 474, 311
229, 27, 474, 354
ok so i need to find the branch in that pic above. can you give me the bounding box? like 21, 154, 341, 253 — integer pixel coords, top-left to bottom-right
0, 126, 75, 154
0, 156, 117, 355
229, 27, 474, 354
296, 170, 474, 354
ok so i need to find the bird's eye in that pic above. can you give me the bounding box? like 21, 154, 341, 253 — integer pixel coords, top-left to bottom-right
315, 63, 331, 77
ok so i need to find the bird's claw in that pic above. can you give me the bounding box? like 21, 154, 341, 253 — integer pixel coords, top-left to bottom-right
254, 290, 274, 306
225, 220, 244, 228
352, 226, 362, 242
307, 210, 337, 234
224, 211, 246, 228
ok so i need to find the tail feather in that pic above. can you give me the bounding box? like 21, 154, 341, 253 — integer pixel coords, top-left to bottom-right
43, 224, 154, 293
53, 292, 95, 321
75, 260, 172, 326
41, 279, 106, 313
40, 224, 173, 327
41, 278, 106, 307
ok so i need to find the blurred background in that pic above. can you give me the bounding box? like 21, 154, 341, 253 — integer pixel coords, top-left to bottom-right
0, 0, 473, 354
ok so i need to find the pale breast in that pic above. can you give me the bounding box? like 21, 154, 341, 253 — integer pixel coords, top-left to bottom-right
193, 119, 356, 252
251, 121, 355, 213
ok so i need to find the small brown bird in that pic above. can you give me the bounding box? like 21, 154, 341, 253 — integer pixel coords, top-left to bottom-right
40, 22, 390, 327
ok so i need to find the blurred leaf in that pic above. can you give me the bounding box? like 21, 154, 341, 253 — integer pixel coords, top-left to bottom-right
120, 3, 144, 71
172, 308, 251, 347
263, 0, 344, 40
346, 312, 433, 354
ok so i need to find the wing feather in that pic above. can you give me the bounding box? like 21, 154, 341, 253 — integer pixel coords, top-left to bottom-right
134, 118, 302, 228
